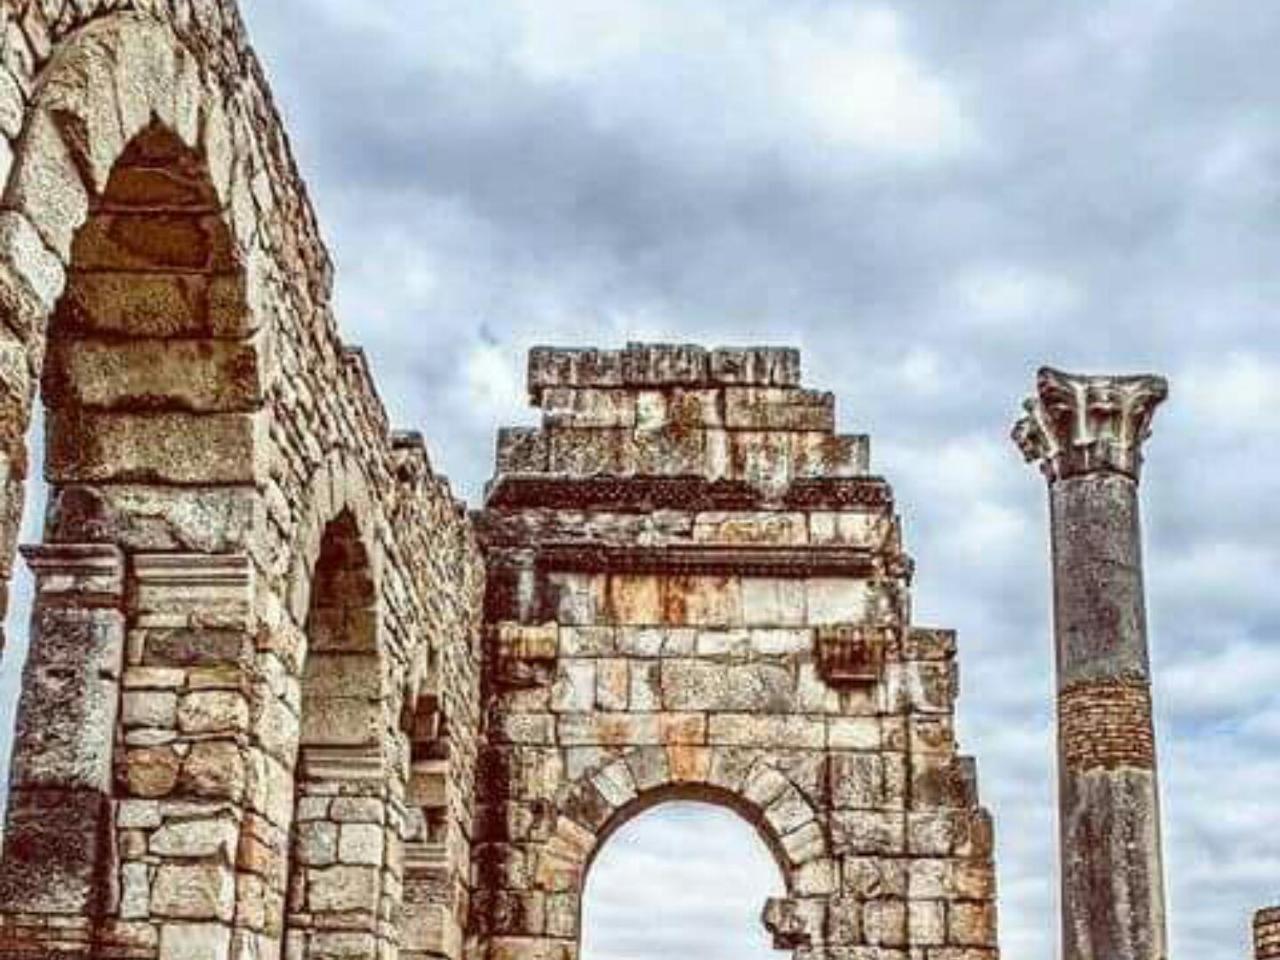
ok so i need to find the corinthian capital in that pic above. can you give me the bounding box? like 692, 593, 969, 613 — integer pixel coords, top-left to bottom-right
1013, 366, 1168, 481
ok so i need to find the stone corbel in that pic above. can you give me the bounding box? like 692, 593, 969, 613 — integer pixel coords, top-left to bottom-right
815, 623, 894, 686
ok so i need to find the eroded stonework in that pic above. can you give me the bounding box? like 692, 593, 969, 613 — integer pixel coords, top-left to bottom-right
0, 2, 1207, 960
472, 345, 999, 959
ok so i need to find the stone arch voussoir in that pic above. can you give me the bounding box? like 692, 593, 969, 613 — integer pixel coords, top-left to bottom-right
557, 744, 832, 891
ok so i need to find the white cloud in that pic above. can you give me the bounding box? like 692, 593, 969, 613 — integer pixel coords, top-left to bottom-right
953, 262, 1084, 327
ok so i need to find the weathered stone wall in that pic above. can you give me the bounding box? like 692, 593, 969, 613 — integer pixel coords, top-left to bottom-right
473, 344, 1000, 960
0, 3, 1012, 959
0, 4, 484, 960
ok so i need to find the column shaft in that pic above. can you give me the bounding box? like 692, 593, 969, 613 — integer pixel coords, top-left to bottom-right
1051, 474, 1166, 960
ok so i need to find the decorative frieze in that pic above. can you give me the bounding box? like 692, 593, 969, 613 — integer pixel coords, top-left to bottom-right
536, 543, 911, 581
486, 475, 893, 512
1013, 366, 1168, 481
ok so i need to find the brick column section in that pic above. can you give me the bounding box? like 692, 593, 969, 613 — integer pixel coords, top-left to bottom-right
1014, 366, 1170, 960
0, 544, 126, 953
1257, 908, 1280, 960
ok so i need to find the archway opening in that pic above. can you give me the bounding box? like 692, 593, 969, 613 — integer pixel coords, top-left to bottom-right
286, 509, 386, 958
582, 800, 786, 960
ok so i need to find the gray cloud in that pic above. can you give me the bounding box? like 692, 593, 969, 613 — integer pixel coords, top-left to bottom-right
1, 2, 1277, 957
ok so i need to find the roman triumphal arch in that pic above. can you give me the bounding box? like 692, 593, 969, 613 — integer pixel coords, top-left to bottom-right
472, 344, 999, 958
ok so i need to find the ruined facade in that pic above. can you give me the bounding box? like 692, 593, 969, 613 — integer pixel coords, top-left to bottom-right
0, 2, 1266, 960
472, 345, 997, 958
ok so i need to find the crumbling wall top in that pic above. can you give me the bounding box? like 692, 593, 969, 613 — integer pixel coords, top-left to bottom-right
528, 343, 801, 400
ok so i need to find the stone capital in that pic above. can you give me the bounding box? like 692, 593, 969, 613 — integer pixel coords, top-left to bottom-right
1014, 366, 1168, 481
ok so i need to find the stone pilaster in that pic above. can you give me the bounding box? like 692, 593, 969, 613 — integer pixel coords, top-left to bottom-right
0, 544, 125, 953
1015, 366, 1169, 960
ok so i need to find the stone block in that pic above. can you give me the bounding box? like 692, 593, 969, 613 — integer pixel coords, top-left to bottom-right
547, 428, 635, 476
496, 427, 549, 474
43, 335, 264, 413
0, 787, 107, 914
308, 864, 380, 912
805, 578, 869, 625
338, 824, 384, 866
794, 433, 869, 479
46, 409, 264, 485
56, 270, 249, 339
151, 862, 235, 921
150, 814, 239, 861
707, 714, 824, 749
542, 388, 635, 428
159, 923, 232, 960
605, 574, 662, 625
663, 575, 742, 626
551, 660, 596, 714
729, 431, 792, 490
46, 484, 261, 554
10, 606, 124, 790
724, 388, 835, 432
529, 347, 624, 396
741, 578, 807, 626
660, 660, 795, 712
709, 347, 800, 387
178, 691, 249, 735
621, 343, 708, 386
831, 810, 906, 855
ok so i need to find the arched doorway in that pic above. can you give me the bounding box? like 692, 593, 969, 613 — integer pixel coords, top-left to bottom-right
286, 508, 389, 960
582, 800, 786, 960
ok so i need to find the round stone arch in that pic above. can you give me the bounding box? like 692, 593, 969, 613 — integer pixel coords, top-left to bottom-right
279, 450, 402, 960
0, 10, 270, 625
526, 745, 835, 951
1, 11, 261, 320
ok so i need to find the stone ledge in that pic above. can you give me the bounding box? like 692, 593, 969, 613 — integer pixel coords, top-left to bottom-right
535, 543, 910, 581
486, 475, 893, 512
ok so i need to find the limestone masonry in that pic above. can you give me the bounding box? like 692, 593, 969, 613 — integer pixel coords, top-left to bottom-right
0, 3, 1266, 960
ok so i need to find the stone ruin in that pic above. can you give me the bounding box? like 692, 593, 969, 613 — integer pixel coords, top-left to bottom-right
0, 3, 1269, 960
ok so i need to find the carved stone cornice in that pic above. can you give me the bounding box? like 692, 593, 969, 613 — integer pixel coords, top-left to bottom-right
534, 543, 913, 582
484, 474, 894, 513
1014, 366, 1168, 482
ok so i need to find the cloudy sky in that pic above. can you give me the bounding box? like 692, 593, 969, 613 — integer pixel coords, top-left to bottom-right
5, 1, 1280, 956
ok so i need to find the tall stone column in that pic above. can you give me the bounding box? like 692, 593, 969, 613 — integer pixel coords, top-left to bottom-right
1014, 366, 1170, 960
